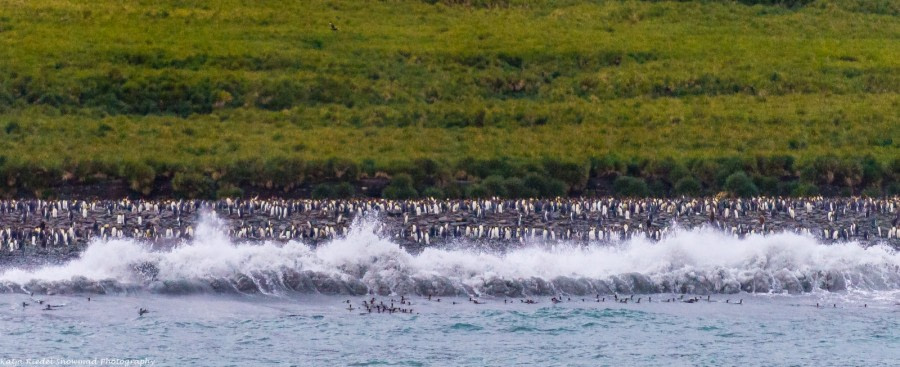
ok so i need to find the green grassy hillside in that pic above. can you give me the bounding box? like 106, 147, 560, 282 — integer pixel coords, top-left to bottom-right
0, 0, 898, 198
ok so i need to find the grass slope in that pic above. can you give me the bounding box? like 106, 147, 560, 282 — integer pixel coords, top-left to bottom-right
0, 0, 897, 197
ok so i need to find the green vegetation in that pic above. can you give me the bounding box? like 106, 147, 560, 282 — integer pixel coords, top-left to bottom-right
615, 176, 652, 197
382, 174, 419, 199
724, 171, 760, 197
673, 177, 702, 196
0, 0, 897, 198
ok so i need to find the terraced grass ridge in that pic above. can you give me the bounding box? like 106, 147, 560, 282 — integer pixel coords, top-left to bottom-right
0, 0, 898, 198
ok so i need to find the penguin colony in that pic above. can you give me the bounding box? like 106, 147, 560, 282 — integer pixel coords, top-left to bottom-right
0, 196, 898, 255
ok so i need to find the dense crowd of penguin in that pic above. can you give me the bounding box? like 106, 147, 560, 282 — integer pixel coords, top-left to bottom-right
0, 196, 898, 253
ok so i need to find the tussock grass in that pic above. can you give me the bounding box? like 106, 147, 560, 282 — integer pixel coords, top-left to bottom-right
0, 0, 897, 197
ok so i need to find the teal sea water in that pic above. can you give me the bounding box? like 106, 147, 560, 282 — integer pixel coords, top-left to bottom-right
0, 293, 897, 366
0, 215, 897, 366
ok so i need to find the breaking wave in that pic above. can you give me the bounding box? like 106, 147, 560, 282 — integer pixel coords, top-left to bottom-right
1, 214, 898, 296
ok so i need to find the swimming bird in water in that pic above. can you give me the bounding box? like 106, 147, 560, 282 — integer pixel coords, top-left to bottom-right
139, 308, 149, 316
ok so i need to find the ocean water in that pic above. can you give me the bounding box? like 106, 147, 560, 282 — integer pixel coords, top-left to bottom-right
0, 293, 898, 366
0, 215, 898, 366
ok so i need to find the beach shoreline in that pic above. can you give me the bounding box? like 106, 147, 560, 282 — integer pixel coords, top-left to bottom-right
0, 197, 896, 259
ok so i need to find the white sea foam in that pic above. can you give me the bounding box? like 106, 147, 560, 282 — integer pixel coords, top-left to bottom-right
1, 213, 898, 296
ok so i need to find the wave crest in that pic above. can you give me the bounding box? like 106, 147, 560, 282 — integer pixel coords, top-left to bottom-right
1, 214, 898, 296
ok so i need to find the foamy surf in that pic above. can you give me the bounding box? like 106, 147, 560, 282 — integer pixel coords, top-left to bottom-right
1, 214, 898, 296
